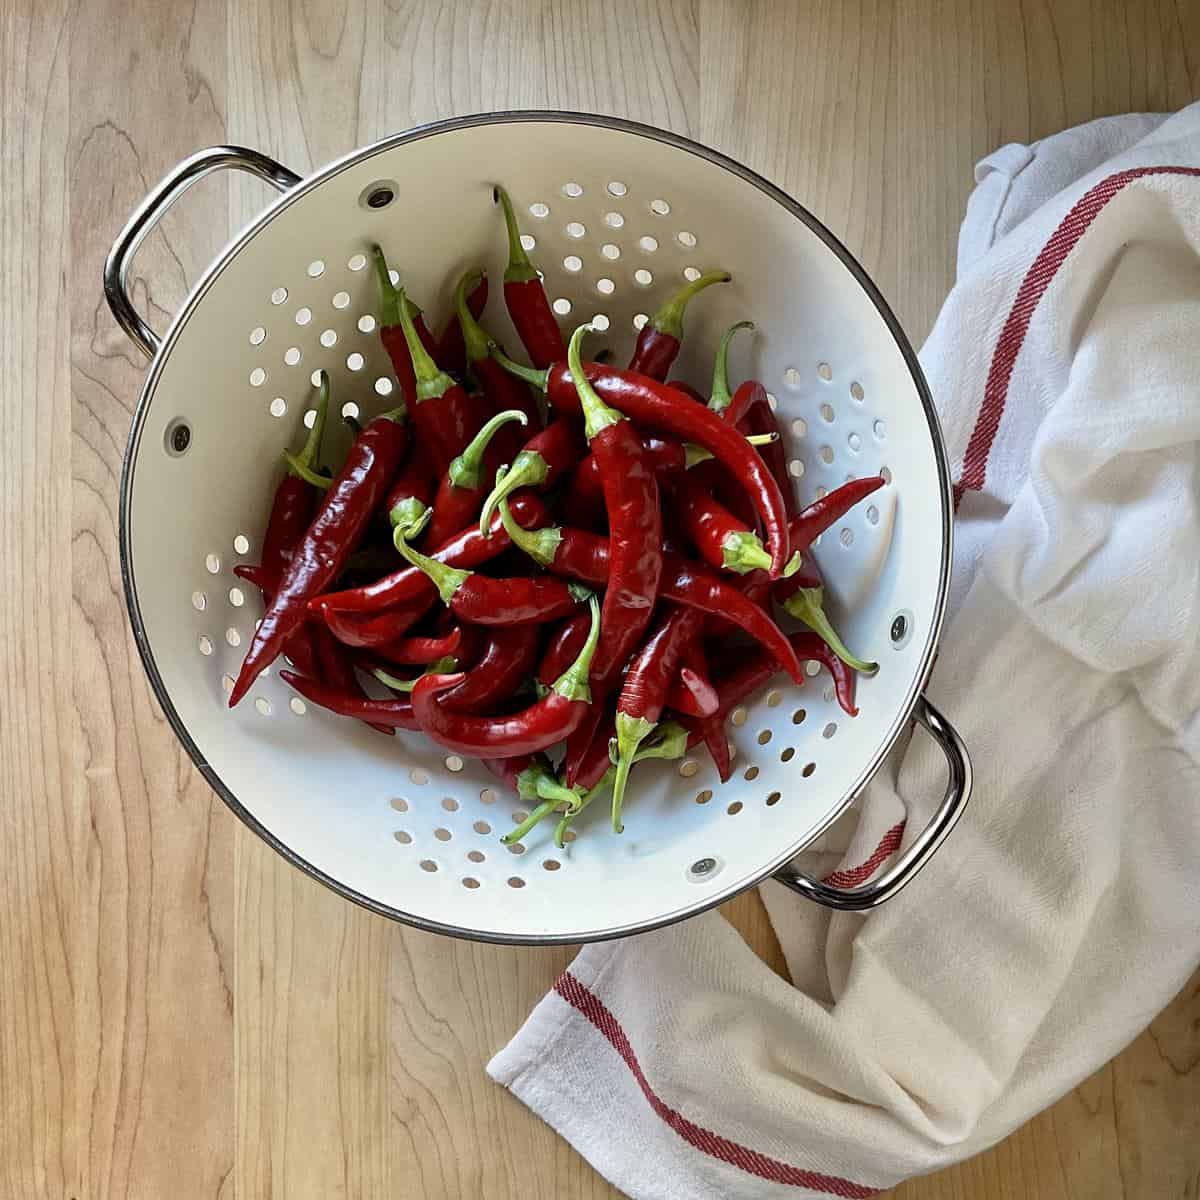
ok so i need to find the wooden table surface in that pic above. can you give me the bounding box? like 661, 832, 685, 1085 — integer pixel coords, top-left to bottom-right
4, 1, 1198, 1196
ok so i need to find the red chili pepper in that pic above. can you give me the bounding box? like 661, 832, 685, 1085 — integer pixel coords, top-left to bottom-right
494, 186, 566, 368
371, 246, 441, 407
382, 451, 435, 533
628, 270, 730, 380
322, 601, 427, 648
788, 475, 885, 552
667, 641, 719, 718
310, 491, 548, 615
610, 606, 704, 830
435, 270, 488, 376
706, 321, 755, 420
667, 380, 706, 403
494, 351, 790, 577
429, 624, 541, 714
393, 281, 494, 477
569, 706, 618, 793
694, 713, 733, 782
675, 460, 792, 575
741, 389, 797, 519
310, 625, 395, 735
279, 667, 418, 730
455, 269, 543, 433
424, 408, 527, 547
535, 610, 593, 691
334, 621, 477, 666
229, 406, 409, 707
774, 546, 878, 675
411, 596, 599, 757
476, 416, 585, 536
561, 325, 665, 773
395, 512, 590, 626
497, 501, 804, 684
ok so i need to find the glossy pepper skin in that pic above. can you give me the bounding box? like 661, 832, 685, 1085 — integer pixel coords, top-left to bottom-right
667, 641, 720, 718
610, 606, 704, 830
311, 625, 395, 736
393, 280, 494, 477
741, 388, 797, 519
395, 512, 590, 627
312, 492, 548, 615
627, 270, 730, 381
494, 351, 790, 578
411, 596, 600, 757
675, 460, 782, 575
434, 624, 541, 714
382, 451, 435, 533
494, 185, 566, 368
476, 417, 585, 536
789, 475, 886, 552
280, 667, 418, 730
535, 609, 593, 691
229, 406, 408, 707
454, 268, 543, 433
424, 408, 527, 547
560, 326, 664, 780
497, 501, 804, 684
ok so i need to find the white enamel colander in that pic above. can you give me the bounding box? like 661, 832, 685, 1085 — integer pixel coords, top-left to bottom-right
105, 113, 970, 944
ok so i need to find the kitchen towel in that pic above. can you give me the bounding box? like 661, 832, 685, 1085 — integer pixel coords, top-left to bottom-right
489, 104, 1200, 1198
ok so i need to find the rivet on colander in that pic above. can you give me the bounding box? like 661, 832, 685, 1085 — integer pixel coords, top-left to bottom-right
891, 613, 909, 644
165, 420, 191, 456
367, 186, 394, 209
687, 857, 723, 883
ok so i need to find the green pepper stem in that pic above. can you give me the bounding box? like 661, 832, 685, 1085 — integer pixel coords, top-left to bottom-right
682, 431, 774, 470
632, 720, 689, 761
649, 270, 732, 340
555, 767, 614, 847
388, 496, 428, 533
490, 345, 549, 391
373, 656, 458, 693
552, 594, 600, 702
291, 371, 331, 474
502, 796, 561, 844
478, 449, 549, 535
721, 530, 774, 574
567, 324, 623, 442
784, 586, 879, 674
497, 488, 562, 567
493, 186, 538, 284
536, 775, 585, 808
447, 409, 527, 491
370, 245, 423, 330
709, 320, 754, 414
393, 510, 470, 605
282, 452, 332, 490
390, 276, 454, 403
610, 712, 656, 833
454, 268, 492, 365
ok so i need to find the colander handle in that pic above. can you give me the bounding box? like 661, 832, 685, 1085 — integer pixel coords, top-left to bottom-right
772, 696, 971, 910
104, 145, 302, 359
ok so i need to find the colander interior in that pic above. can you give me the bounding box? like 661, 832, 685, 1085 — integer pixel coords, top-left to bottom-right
122, 116, 949, 942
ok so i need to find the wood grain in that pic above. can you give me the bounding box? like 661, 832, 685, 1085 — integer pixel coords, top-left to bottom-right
0, 0, 1194, 1197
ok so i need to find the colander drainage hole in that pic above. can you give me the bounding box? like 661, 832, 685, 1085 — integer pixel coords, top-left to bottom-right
866, 504, 880, 525
529, 202, 550, 218
520, 234, 536, 252
289, 697, 306, 715
225, 628, 241, 647
683, 266, 701, 282
233, 534, 250, 554
781, 747, 795, 763
419, 859, 437, 872
479, 788, 497, 805
507, 877, 525, 889
817, 362, 833, 381
695, 789, 712, 804
229, 587, 244, 607
633, 313, 648, 330
561, 181, 583, 197
357, 314, 375, 333
295, 307, 312, 326
390, 797, 409, 812
727, 801, 743, 815
472, 820, 490, 834
462, 877, 480, 889
604, 211, 624, 229
441, 796, 459, 812
249, 367, 267, 387
744, 765, 759, 781
333, 291, 350, 309
433, 828, 452, 842
792, 708, 807, 725
307, 259, 325, 278
348, 253, 367, 271
408, 767, 429, 785
255, 697, 272, 716
198, 636, 213, 656
851, 381, 865, 401
880, 466, 893, 484
445, 755, 464, 772
591, 314, 610, 332
677, 759, 698, 778
805, 660, 820, 677
606, 181, 627, 197
638, 235, 658, 253
341, 401, 359, 421
650, 198, 670, 215
802, 762, 817, 778
191, 590, 207, 611
543, 859, 561, 871
766, 791, 782, 806
552, 298, 572, 316
507, 843, 526, 856
270, 286, 288, 305
374, 377, 394, 397
676, 230, 697, 248
467, 849, 485, 863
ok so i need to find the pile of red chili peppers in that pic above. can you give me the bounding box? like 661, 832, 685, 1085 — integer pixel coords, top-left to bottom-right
229, 185, 886, 843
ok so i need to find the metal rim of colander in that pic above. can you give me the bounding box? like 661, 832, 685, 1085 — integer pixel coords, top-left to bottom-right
116, 111, 954, 945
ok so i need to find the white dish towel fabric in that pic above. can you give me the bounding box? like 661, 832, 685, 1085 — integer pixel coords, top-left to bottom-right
489, 105, 1200, 1198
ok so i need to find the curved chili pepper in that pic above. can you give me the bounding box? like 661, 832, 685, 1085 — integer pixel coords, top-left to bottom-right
706, 321, 755, 419
493, 351, 789, 577
395, 512, 590, 626
789, 475, 885, 552
667, 381, 706, 403
674, 461, 780, 575
279, 667, 418, 730
741, 388, 798, 518
427, 624, 542, 714
364, 623, 476, 665
494, 185, 566, 368
371, 246, 440, 407
774, 547, 878, 675
563, 433, 724, 513
560, 325, 664, 776
497, 501, 804, 684
425, 408, 527, 547
476, 417, 585, 536
455, 269, 543, 432
611, 606, 703, 830
569, 706, 618, 793
322, 601, 426, 648
382, 451, 434, 533
667, 639, 720, 718
393, 282, 494, 477
310, 492, 548, 615
627, 270, 730, 380
229, 405, 408, 707
435, 270, 488, 375
310, 625, 395, 735
411, 596, 599, 757
536, 609, 593, 691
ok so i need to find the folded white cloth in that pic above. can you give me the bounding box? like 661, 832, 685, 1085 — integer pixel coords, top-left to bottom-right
490, 105, 1200, 1198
